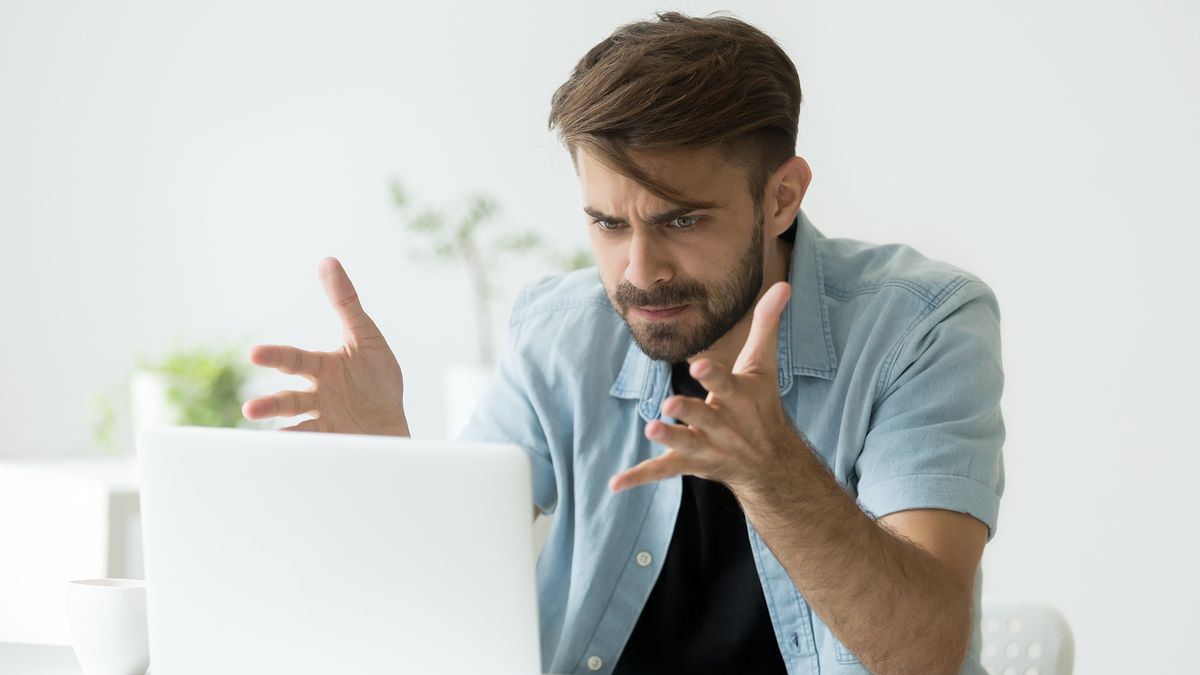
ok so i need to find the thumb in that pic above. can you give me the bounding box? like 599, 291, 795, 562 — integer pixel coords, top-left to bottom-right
732, 282, 790, 375
319, 257, 381, 343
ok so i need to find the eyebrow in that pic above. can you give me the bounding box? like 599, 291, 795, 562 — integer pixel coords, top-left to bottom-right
583, 204, 718, 226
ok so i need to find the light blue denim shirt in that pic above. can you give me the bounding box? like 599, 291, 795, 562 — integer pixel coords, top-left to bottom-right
459, 209, 1005, 675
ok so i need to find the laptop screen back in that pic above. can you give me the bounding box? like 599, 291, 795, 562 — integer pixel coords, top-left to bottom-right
138, 426, 540, 675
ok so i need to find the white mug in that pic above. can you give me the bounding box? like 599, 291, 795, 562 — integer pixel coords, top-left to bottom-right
66, 579, 150, 675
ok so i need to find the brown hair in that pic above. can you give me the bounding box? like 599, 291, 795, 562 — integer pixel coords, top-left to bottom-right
548, 11, 802, 209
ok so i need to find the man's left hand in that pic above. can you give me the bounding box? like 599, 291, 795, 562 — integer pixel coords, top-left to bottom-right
609, 281, 807, 498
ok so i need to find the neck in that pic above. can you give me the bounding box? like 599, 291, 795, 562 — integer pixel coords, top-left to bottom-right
689, 237, 793, 369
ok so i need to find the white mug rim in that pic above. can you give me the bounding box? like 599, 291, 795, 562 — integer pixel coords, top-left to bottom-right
68, 578, 146, 588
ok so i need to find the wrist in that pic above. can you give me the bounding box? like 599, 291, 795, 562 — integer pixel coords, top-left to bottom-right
733, 433, 814, 511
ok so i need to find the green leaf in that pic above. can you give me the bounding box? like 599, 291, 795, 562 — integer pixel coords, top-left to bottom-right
143, 345, 253, 429
410, 210, 446, 234
457, 194, 499, 240
389, 179, 408, 209
88, 393, 118, 453
493, 231, 543, 253
466, 194, 499, 225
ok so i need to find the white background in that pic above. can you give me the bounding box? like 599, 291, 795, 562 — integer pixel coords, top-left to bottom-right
2, 1, 1197, 672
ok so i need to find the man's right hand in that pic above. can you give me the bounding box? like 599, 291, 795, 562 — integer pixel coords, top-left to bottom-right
242, 257, 411, 437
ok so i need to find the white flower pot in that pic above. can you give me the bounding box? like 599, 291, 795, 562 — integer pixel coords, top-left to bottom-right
129, 370, 179, 453
444, 363, 495, 440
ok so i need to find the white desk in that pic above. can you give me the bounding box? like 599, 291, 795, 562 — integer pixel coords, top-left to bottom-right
0, 642, 82, 674
0, 642, 565, 674
0, 456, 142, 645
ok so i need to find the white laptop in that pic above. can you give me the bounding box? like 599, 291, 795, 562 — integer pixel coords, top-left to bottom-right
138, 425, 542, 675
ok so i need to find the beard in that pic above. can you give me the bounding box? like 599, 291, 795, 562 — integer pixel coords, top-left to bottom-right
606, 212, 764, 364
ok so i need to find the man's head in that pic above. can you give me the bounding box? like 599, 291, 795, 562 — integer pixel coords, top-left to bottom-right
548, 12, 811, 363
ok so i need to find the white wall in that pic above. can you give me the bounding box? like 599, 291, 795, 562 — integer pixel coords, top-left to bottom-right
0, 0, 795, 451
2, 1, 1196, 672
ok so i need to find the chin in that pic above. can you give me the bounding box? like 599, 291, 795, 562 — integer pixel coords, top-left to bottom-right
630, 330, 695, 363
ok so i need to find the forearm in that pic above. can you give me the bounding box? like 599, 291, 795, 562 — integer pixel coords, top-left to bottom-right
737, 441, 973, 675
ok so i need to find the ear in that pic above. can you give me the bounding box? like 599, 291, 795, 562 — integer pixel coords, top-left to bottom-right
763, 156, 812, 238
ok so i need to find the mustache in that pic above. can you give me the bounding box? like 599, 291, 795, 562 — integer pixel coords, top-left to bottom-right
611, 279, 707, 309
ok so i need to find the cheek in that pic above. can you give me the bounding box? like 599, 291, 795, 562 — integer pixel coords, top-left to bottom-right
589, 240, 628, 282
672, 252, 719, 287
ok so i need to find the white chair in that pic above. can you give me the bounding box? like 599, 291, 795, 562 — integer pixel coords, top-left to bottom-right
980, 598, 1074, 675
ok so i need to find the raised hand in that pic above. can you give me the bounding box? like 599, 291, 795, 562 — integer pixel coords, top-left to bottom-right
241, 257, 410, 436
608, 281, 803, 496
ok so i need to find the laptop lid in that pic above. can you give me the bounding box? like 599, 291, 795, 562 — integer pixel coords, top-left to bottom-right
138, 426, 540, 675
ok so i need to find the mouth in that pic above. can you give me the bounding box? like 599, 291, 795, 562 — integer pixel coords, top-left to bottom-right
633, 305, 689, 320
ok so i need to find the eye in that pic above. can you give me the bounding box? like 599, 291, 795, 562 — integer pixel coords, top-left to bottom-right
669, 214, 700, 230
591, 219, 623, 232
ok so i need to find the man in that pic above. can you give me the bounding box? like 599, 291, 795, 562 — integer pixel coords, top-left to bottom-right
242, 12, 1004, 675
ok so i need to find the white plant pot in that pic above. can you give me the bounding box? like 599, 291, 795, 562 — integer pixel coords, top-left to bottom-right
444, 363, 495, 440
129, 370, 179, 453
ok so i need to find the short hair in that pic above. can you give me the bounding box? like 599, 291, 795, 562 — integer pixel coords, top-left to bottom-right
548, 12, 802, 209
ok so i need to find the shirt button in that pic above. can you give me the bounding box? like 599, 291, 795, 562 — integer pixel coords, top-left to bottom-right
635, 551, 652, 567
587, 655, 603, 671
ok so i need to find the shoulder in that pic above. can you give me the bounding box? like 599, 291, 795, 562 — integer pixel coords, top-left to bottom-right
808, 231, 1002, 397
509, 266, 616, 323
815, 233, 999, 327
504, 267, 631, 373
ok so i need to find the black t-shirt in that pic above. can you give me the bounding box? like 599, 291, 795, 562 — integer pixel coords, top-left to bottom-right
613, 362, 788, 675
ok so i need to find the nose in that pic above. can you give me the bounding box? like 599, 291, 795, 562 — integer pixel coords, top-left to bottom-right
623, 230, 672, 291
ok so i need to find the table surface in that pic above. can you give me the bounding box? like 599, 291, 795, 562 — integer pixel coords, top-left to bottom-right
0, 456, 139, 492
0, 642, 82, 674
0, 642, 564, 674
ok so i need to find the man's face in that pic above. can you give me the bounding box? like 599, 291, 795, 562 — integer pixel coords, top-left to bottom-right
578, 146, 766, 364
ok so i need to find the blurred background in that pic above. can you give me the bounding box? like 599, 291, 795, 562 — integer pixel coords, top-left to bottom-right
1, 1, 1196, 673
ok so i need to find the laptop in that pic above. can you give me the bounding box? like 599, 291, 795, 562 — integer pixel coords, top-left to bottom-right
138, 425, 542, 675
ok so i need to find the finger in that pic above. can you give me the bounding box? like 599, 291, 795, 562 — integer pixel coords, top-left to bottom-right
687, 359, 736, 399
279, 418, 321, 432
247, 344, 323, 380
242, 390, 318, 420
318, 257, 381, 343
733, 281, 790, 375
609, 450, 691, 492
644, 418, 708, 454
660, 395, 721, 430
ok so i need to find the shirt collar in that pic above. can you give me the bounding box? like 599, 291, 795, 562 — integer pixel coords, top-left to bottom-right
609, 209, 838, 421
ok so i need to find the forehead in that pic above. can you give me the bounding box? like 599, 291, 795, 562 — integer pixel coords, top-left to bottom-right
576, 145, 746, 210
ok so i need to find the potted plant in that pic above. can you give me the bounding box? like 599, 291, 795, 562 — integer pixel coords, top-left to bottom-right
390, 180, 591, 437
90, 345, 257, 455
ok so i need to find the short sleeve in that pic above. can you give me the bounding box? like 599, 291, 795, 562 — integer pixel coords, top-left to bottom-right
855, 281, 1006, 541
456, 290, 558, 515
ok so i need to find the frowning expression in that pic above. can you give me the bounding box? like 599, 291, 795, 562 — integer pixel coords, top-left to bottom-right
578, 146, 766, 364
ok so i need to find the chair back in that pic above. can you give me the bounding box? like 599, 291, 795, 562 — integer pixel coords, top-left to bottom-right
980, 598, 1074, 675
